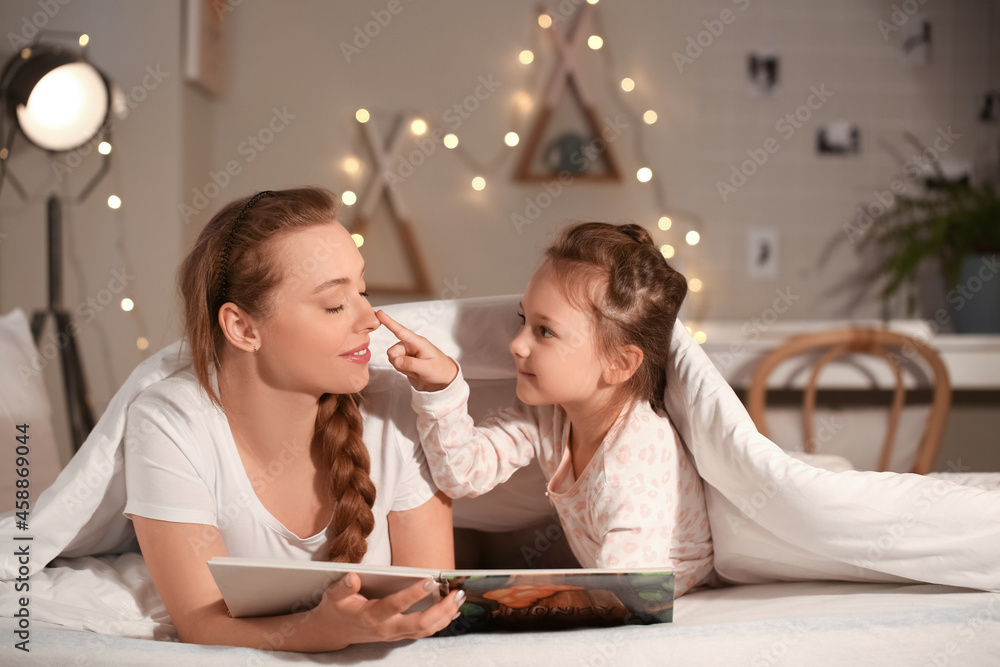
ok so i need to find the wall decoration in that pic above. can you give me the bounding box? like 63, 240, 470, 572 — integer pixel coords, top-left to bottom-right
349, 113, 433, 296
183, 0, 227, 95
514, 3, 622, 182
899, 17, 930, 67
747, 52, 779, 95
817, 121, 860, 155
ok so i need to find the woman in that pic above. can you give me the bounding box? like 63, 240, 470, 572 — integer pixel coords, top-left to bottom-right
124, 187, 463, 652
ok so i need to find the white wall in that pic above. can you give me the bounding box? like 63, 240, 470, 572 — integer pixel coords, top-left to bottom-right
1, 0, 997, 465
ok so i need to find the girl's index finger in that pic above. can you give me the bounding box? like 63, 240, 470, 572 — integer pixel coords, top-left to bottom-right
375, 310, 419, 343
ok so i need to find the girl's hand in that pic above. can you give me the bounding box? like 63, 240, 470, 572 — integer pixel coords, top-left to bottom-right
376, 310, 458, 392
308, 573, 465, 649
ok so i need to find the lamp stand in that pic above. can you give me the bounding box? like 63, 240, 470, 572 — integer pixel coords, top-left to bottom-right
30, 195, 95, 452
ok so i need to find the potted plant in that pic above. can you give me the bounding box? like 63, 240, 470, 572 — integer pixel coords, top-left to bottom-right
858, 135, 1000, 333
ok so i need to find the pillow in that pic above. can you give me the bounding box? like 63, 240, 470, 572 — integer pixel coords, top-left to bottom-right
0, 309, 63, 509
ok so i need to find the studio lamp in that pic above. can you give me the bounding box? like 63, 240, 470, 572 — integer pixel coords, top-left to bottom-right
0, 34, 116, 452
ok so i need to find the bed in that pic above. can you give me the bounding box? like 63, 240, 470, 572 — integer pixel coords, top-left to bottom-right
2, 297, 999, 665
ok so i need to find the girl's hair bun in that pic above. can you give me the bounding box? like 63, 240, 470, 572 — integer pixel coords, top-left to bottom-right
616, 223, 655, 246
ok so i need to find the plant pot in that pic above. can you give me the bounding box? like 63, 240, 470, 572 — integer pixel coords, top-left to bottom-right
947, 253, 1000, 334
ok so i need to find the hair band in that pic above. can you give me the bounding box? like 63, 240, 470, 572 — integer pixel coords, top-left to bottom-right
217, 190, 274, 307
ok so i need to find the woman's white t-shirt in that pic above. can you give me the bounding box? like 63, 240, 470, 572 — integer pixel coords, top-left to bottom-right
122, 368, 436, 565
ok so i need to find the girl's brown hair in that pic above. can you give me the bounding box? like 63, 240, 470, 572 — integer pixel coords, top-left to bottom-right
178, 187, 376, 563
545, 222, 687, 414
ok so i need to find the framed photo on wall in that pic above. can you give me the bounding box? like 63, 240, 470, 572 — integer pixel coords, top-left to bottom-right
184, 0, 227, 95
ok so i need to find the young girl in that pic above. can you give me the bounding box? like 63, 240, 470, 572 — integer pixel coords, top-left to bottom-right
377, 222, 715, 596
125, 187, 463, 651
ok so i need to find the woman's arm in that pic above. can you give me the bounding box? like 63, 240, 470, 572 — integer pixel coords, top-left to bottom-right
389, 490, 455, 568
132, 516, 462, 652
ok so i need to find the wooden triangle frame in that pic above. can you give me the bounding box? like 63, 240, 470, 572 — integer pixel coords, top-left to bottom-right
515, 5, 622, 183
350, 114, 433, 296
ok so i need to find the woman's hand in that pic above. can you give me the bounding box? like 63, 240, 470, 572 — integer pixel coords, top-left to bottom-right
307, 572, 465, 650
376, 310, 458, 392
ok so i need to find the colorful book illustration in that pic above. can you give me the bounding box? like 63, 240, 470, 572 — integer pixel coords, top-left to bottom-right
207, 557, 673, 633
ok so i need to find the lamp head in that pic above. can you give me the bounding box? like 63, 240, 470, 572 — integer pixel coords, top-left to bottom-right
1, 44, 112, 152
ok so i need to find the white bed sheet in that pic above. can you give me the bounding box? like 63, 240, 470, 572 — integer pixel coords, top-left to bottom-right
3, 581, 997, 666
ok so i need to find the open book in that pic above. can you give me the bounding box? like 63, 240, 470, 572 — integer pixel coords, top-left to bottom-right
208, 557, 674, 633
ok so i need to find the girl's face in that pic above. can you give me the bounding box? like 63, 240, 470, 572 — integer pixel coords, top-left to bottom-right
509, 261, 607, 410
254, 222, 379, 397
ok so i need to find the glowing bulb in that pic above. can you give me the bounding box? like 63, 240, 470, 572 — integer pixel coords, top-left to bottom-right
120, 298, 134, 312
538, 14, 552, 28
660, 244, 675, 259
355, 108, 370, 123
636, 167, 652, 182
586, 0, 599, 4
107, 195, 121, 209
343, 156, 360, 174
504, 132, 519, 147
693, 330, 707, 344
686, 230, 701, 246
410, 118, 427, 135
643, 110, 658, 124
658, 216, 672, 230
98, 141, 112, 155
341, 190, 357, 206
515, 91, 533, 114
78, 34, 89, 47
588, 35, 604, 50
351, 234, 364, 247
689, 278, 703, 292
519, 50, 534, 65
471, 176, 486, 191
621, 77, 635, 92
136, 337, 149, 351
443, 133, 459, 149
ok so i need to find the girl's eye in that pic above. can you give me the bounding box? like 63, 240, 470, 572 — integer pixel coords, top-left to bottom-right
326, 305, 344, 314
539, 326, 554, 338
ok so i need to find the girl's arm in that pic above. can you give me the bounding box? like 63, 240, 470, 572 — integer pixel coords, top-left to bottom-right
132, 515, 462, 652
376, 310, 542, 498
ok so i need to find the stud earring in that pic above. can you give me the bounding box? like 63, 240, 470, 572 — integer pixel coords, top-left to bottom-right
253, 346, 258, 353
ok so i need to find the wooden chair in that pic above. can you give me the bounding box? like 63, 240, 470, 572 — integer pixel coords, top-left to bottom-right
746, 328, 951, 474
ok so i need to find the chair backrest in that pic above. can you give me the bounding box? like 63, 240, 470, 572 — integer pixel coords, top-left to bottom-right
746, 328, 951, 474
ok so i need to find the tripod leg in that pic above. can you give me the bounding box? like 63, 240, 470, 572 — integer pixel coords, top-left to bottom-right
55, 311, 96, 452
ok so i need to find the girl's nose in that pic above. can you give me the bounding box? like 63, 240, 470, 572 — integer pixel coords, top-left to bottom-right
509, 328, 529, 358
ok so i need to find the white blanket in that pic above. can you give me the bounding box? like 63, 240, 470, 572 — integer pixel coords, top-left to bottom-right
1, 295, 998, 641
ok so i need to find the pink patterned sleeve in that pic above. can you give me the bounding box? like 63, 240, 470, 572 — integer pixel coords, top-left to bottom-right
410, 368, 542, 499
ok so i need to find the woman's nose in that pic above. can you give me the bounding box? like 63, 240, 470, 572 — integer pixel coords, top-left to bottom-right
358, 301, 380, 333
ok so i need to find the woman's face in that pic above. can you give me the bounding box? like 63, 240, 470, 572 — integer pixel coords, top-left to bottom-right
254, 222, 379, 397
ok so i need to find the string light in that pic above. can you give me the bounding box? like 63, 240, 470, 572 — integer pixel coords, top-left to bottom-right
410, 118, 428, 135
136, 337, 149, 351
538, 13, 552, 28
504, 132, 519, 147
636, 167, 652, 182
658, 216, 672, 230
693, 331, 707, 344
689, 278, 703, 292
107, 195, 121, 209
643, 110, 657, 124
351, 233, 364, 247
686, 231, 701, 246
519, 50, 534, 65
343, 156, 360, 174
443, 133, 459, 149
515, 91, 533, 114
78, 34, 89, 47
341, 190, 357, 206
620, 77, 635, 92
355, 108, 370, 123
120, 298, 134, 312
660, 244, 675, 259
588, 35, 604, 50
471, 176, 486, 191
98, 141, 111, 155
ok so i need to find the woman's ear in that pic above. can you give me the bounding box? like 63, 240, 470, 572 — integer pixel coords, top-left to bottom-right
217, 303, 260, 353
603, 345, 644, 386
